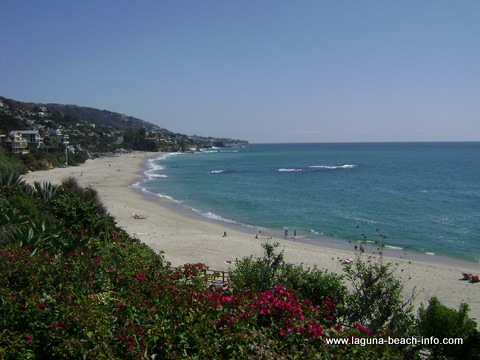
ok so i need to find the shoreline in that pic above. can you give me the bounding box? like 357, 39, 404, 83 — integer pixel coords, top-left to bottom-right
21, 151, 480, 322
138, 152, 480, 269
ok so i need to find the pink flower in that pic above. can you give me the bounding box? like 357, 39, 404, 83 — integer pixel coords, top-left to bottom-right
25, 334, 32, 339
354, 323, 369, 333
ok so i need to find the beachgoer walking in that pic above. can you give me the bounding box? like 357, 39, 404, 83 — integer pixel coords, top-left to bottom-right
360, 242, 365, 253
284, 229, 288, 238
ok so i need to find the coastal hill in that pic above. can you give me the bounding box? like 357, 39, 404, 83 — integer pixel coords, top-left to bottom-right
0, 95, 248, 171
0, 97, 159, 132
43, 103, 166, 132
0, 96, 248, 147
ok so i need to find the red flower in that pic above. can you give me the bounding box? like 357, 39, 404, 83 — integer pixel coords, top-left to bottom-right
307, 322, 323, 338
37, 303, 45, 309
54, 321, 67, 330
216, 319, 227, 329
354, 323, 369, 333
25, 334, 32, 339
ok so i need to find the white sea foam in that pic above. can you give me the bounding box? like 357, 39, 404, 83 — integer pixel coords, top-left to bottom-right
130, 181, 143, 189
143, 153, 181, 180
189, 208, 238, 224
385, 245, 403, 250
426, 252, 436, 256
278, 165, 357, 172
309, 164, 357, 170
278, 168, 303, 172
202, 211, 235, 223
210, 170, 225, 174
147, 174, 167, 178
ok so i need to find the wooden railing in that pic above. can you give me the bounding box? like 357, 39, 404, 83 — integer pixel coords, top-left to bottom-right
169, 267, 230, 287
206, 269, 230, 286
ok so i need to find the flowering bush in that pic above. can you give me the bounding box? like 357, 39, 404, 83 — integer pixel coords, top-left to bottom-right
0, 242, 406, 359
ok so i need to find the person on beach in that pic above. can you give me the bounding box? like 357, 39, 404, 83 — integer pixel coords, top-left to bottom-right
359, 242, 365, 253
284, 229, 288, 238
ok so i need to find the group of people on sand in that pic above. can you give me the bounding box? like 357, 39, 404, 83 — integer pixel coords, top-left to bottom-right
284, 229, 297, 238
461, 272, 479, 283
353, 242, 365, 253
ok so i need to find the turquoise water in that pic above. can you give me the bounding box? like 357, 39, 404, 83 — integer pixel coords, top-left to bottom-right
139, 142, 480, 262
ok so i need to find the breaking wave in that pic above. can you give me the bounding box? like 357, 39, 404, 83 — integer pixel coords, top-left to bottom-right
278, 164, 357, 172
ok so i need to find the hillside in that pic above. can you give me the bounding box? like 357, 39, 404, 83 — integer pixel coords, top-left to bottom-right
0, 96, 248, 146
42, 103, 164, 132
0, 96, 248, 172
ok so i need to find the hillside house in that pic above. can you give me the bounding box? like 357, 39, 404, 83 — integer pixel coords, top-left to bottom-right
0, 130, 43, 153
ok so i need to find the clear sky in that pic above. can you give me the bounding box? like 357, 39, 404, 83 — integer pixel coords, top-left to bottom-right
1, 1, 479, 143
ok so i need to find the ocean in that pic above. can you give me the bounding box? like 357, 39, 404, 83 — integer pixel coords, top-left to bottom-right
136, 142, 480, 263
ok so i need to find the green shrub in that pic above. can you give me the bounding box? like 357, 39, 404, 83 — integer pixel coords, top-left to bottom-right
418, 297, 480, 359
49, 178, 116, 238
0, 148, 27, 175
5, 194, 40, 220
230, 242, 346, 307
229, 242, 283, 291
60, 177, 108, 216
341, 255, 415, 337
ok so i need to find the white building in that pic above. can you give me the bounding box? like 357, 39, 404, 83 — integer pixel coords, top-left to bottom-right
3, 130, 43, 153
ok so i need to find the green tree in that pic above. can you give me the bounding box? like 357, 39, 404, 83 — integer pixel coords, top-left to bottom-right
341, 256, 415, 337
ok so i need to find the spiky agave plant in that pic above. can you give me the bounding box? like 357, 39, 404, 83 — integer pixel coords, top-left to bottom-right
0, 169, 25, 188
6, 220, 66, 254
34, 181, 59, 205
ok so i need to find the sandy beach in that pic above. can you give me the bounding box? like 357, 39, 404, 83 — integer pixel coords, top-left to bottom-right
22, 151, 480, 322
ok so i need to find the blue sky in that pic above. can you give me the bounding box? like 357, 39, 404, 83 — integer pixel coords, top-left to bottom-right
1, 1, 479, 143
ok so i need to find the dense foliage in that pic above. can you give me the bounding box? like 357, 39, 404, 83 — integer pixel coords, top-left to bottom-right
1, 170, 478, 359
229, 242, 347, 306
341, 256, 416, 337
418, 297, 480, 359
